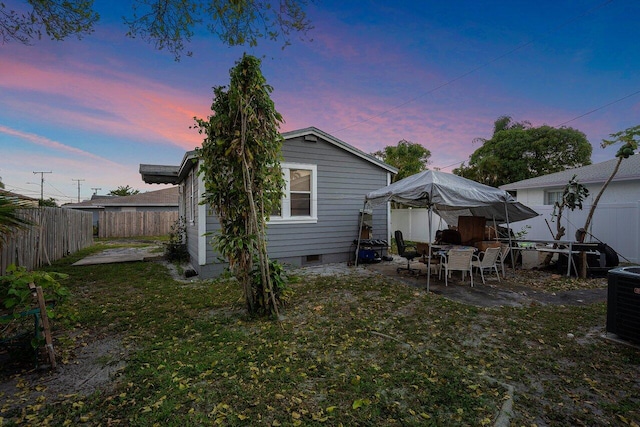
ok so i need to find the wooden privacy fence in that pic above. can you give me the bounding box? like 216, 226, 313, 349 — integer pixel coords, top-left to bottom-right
98, 211, 179, 238
1, 207, 93, 275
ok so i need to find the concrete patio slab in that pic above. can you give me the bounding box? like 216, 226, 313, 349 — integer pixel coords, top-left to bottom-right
72, 246, 162, 266
295, 255, 607, 308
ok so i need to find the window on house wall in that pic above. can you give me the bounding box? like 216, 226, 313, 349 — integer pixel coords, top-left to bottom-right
269, 163, 317, 224
545, 190, 563, 205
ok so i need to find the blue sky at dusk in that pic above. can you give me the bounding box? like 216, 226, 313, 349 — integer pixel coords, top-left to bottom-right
1, 0, 638, 203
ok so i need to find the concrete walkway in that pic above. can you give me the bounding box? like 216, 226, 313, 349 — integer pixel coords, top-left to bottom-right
72, 246, 162, 266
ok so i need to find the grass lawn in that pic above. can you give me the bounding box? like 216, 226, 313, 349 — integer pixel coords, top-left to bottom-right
1, 241, 639, 426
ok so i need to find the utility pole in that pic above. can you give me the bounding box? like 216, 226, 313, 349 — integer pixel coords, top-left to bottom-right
72, 178, 85, 203
91, 187, 101, 196
33, 171, 52, 203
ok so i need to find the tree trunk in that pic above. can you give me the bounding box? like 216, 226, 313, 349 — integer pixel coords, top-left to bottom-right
542, 204, 565, 266
578, 156, 623, 278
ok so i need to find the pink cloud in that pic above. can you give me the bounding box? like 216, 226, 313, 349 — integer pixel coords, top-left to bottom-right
0, 57, 208, 150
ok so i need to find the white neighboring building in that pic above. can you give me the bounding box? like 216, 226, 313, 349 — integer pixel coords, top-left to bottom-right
500, 154, 640, 264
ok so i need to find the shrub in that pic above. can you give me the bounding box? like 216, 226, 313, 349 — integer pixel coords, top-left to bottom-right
165, 217, 189, 262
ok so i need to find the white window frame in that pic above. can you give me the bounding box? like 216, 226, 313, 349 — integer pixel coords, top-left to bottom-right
188, 170, 196, 224
545, 190, 563, 206
269, 162, 317, 224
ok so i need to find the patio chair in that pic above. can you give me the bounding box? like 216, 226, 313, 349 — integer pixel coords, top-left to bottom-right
471, 247, 502, 285
440, 248, 474, 287
395, 230, 421, 275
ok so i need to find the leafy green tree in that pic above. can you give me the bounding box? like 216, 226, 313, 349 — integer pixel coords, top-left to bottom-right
39, 197, 58, 207
454, 116, 592, 187
196, 54, 285, 316
373, 140, 431, 183
108, 185, 140, 196
0, 0, 98, 45
2, 0, 312, 59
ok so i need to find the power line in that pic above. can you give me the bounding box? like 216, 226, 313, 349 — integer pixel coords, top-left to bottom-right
330, 0, 614, 135
45, 181, 74, 199
32, 171, 52, 202
555, 89, 640, 127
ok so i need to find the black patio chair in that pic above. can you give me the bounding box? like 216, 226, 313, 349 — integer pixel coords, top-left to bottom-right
395, 230, 421, 275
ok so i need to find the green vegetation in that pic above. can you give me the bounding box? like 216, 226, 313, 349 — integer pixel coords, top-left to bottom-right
373, 140, 431, 183
0, 196, 32, 247
164, 217, 189, 262
108, 185, 140, 196
2, 0, 313, 60
196, 54, 286, 316
455, 115, 592, 187
0, 243, 637, 426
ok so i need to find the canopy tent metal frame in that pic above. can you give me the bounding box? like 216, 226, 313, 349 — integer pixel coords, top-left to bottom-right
361, 170, 538, 292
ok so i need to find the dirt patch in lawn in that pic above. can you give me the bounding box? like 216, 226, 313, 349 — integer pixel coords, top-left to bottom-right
0, 334, 129, 414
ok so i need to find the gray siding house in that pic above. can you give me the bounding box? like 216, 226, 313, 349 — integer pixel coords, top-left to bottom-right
140, 127, 397, 278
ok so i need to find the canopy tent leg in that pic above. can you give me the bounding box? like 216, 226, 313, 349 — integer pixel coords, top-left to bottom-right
504, 196, 516, 276
426, 185, 435, 293
426, 204, 433, 292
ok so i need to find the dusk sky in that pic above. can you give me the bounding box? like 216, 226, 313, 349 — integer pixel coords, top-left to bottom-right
1, 0, 638, 204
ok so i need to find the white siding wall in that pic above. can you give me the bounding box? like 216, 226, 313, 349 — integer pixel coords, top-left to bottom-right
393, 202, 640, 264
516, 180, 639, 207
390, 208, 444, 243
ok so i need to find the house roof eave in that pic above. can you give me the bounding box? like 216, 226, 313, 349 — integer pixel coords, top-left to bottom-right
501, 154, 640, 191
139, 164, 180, 185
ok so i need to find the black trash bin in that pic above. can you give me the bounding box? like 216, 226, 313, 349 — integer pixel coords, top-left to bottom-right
607, 266, 640, 344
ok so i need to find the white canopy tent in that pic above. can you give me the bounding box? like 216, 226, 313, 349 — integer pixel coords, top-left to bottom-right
362, 170, 539, 291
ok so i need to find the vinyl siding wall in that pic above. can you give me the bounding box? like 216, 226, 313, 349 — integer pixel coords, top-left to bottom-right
266, 135, 389, 267
182, 168, 203, 275
192, 134, 391, 278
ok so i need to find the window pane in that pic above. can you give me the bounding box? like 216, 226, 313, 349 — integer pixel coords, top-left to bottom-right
545, 191, 562, 205
290, 170, 311, 191
291, 193, 311, 216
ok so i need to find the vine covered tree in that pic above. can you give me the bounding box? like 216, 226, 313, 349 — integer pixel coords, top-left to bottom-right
1, 0, 313, 59
454, 116, 592, 187
373, 140, 431, 183
196, 54, 285, 316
